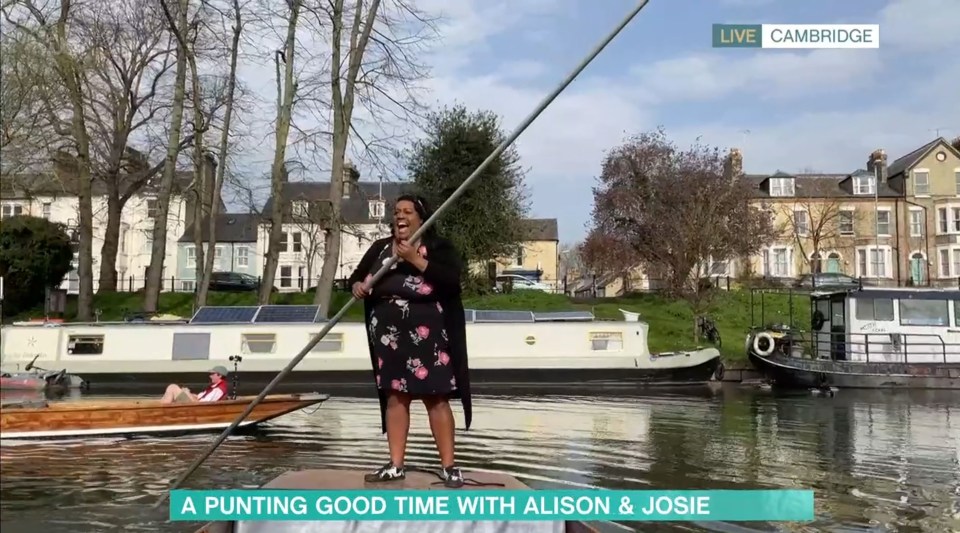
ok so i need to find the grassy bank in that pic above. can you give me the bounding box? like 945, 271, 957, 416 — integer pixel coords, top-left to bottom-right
7, 289, 809, 363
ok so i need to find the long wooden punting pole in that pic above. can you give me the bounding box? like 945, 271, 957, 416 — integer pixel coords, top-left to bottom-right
155, 0, 654, 507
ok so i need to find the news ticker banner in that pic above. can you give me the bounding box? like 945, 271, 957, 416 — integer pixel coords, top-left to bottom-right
170, 489, 815, 522
713, 24, 880, 49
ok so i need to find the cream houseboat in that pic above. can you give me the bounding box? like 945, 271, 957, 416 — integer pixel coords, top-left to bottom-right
0, 305, 722, 391
746, 288, 960, 389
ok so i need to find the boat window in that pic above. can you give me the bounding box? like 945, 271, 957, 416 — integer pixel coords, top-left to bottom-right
899, 299, 949, 326
66, 335, 104, 355
815, 299, 830, 320
955, 301, 960, 327
308, 332, 343, 353
854, 298, 894, 321
589, 332, 623, 351
241, 333, 276, 354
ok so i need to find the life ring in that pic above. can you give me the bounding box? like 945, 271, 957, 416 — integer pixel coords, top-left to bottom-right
811, 310, 826, 330
752, 332, 776, 356
714, 362, 725, 381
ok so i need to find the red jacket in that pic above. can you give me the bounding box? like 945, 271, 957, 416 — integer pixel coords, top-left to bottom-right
197, 380, 228, 402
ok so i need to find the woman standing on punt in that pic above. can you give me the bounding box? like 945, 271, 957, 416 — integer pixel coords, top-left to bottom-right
347, 194, 472, 488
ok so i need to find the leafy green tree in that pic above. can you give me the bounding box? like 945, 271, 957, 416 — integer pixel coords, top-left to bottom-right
407, 104, 530, 272
0, 215, 75, 316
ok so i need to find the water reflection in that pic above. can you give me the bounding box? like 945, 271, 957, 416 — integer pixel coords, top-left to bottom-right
1, 387, 958, 532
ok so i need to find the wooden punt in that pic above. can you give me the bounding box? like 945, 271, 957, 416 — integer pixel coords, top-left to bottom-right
195, 468, 608, 533
0, 393, 329, 441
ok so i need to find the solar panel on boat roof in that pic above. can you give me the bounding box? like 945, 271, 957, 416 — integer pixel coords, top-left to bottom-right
473, 310, 535, 323
533, 311, 595, 321
254, 305, 321, 323
190, 306, 259, 323
463, 309, 476, 322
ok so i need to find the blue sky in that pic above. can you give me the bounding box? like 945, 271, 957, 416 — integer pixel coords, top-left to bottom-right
233, 0, 959, 245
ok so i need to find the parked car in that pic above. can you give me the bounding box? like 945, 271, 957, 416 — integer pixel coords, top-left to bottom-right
208, 271, 262, 292
794, 272, 862, 290
494, 274, 551, 292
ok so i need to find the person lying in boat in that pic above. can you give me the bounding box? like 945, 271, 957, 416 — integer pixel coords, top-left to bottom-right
160, 366, 230, 404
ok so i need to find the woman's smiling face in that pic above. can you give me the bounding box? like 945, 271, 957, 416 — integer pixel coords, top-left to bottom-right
394, 199, 422, 240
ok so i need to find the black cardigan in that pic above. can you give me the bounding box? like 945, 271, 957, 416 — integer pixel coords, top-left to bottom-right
346, 235, 473, 434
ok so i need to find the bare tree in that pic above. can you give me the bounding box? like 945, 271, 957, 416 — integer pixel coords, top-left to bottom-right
558, 242, 584, 289
77, 0, 181, 293
3, 0, 98, 320
287, 198, 329, 284
258, 0, 301, 304
309, 0, 437, 315
773, 195, 852, 274
0, 34, 55, 178
587, 128, 776, 339
143, 0, 190, 312
579, 230, 641, 293
195, 0, 244, 306
952, 137, 960, 153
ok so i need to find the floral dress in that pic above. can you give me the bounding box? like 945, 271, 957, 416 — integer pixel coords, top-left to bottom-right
366, 242, 457, 396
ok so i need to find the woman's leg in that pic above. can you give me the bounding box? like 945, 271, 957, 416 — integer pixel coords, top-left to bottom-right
422, 396, 455, 467
386, 391, 413, 466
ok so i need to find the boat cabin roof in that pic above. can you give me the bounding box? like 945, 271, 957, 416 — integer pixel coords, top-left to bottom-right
188, 306, 597, 324
810, 287, 960, 301
7, 306, 597, 327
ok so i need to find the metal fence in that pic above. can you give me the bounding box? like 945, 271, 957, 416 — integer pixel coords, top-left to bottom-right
55, 274, 960, 297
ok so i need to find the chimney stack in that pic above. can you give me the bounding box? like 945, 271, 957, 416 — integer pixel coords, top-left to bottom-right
724, 148, 743, 179
342, 159, 359, 199
867, 148, 888, 183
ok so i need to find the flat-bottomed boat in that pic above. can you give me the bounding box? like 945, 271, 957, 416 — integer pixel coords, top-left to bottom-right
0, 305, 722, 390
0, 392, 329, 441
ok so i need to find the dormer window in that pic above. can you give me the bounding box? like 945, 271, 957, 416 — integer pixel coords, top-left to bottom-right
769, 177, 794, 197
292, 200, 309, 218
854, 174, 875, 195
368, 200, 385, 219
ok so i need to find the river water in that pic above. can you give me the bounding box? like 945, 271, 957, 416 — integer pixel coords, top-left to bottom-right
1, 386, 958, 532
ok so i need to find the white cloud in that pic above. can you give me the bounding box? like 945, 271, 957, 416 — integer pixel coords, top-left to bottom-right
630, 49, 883, 104
878, 0, 960, 51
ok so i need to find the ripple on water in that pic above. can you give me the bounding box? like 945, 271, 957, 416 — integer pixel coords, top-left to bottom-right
1, 389, 959, 533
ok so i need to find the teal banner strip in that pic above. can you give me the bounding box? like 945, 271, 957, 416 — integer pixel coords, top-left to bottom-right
712, 24, 763, 47
170, 489, 815, 522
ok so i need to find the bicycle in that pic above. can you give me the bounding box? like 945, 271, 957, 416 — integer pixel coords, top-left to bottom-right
696, 315, 722, 348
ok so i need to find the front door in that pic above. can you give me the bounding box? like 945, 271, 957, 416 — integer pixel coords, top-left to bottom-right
830, 296, 846, 361
910, 254, 926, 286
826, 254, 841, 273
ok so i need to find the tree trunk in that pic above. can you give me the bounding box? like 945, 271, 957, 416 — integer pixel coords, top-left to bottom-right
143, 0, 189, 312
50, 2, 95, 321
258, 2, 300, 304
197, 0, 241, 306
313, 0, 382, 316
189, 52, 207, 307
97, 194, 124, 292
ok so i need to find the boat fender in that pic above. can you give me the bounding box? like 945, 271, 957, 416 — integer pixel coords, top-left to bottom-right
714, 362, 725, 381
811, 310, 826, 330
752, 332, 776, 357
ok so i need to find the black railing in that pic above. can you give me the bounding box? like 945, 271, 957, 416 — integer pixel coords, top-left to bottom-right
754, 328, 956, 365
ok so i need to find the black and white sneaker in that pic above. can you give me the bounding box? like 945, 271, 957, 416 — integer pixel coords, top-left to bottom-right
364, 462, 405, 483
441, 465, 464, 488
